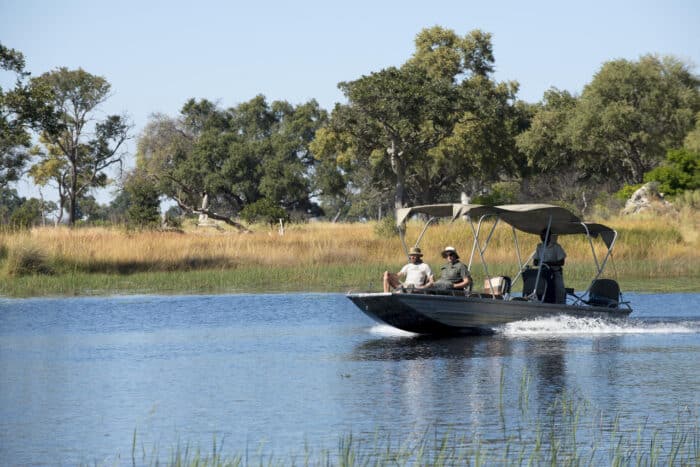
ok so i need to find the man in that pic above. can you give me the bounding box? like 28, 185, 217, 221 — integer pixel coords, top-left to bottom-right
383, 247, 433, 292
433, 246, 472, 290
533, 229, 567, 303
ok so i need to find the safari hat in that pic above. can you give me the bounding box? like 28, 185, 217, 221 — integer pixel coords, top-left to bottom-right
441, 246, 459, 259
408, 247, 423, 257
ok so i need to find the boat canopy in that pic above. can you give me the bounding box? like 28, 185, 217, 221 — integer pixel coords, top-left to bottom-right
396, 203, 616, 248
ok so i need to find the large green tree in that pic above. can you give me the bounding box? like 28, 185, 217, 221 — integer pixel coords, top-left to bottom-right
572, 55, 699, 184
136, 96, 326, 229
28, 67, 130, 225
0, 44, 56, 190
311, 27, 523, 210
0, 44, 31, 190
519, 55, 700, 190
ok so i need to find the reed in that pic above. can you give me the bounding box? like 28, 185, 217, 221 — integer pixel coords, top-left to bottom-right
100, 383, 698, 467
1, 210, 698, 296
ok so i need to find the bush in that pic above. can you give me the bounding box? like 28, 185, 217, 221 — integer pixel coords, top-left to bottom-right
473, 181, 521, 205
373, 215, 399, 238
8, 198, 44, 229
240, 199, 288, 226
644, 148, 699, 196
3, 243, 54, 276
614, 183, 644, 201
124, 173, 161, 229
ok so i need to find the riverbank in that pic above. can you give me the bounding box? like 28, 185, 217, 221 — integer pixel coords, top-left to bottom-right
1, 266, 698, 298
1, 212, 698, 297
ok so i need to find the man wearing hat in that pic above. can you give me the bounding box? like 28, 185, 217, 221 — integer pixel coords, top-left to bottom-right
433, 246, 473, 290
383, 247, 434, 292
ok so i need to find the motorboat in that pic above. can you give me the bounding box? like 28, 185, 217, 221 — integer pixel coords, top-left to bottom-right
347, 203, 633, 335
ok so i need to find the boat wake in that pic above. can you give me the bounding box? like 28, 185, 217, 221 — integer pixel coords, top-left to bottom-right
369, 324, 418, 337
499, 315, 699, 337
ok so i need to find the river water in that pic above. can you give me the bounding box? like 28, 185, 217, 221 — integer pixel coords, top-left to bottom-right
1, 292, 699, 465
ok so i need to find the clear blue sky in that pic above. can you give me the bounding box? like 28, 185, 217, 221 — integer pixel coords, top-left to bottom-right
2, 0, 699, 202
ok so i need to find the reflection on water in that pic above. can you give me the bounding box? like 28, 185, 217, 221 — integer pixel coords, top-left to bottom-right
353, 333, 503, 361
0, 292, 698, 465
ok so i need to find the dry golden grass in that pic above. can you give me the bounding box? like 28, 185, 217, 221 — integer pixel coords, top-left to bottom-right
0, 209, 698, 294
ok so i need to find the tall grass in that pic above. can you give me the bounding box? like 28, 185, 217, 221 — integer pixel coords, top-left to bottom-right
1, 210, 698, 296
95, 381, 699, 467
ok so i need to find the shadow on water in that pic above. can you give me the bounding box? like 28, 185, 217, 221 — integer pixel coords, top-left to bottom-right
350, 334, 516, 361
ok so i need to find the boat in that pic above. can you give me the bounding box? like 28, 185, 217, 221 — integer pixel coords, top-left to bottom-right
347, 203, 633, 335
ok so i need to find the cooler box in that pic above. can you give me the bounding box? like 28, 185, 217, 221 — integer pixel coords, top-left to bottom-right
484, 276, 510, 295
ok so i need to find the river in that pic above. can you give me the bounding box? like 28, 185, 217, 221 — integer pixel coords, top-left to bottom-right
1, 292, 698, 465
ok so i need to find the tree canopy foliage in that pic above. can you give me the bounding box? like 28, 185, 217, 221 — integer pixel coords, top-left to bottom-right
518, 56, 700, 187
311, 27, 525, 214
0, 43, 58, 191
136, 95, 326, 229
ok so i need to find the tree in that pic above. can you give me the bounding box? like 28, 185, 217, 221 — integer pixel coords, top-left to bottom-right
568, 55, 699, 184
514, 89, 605, 208
137, 96, 326, 230
0, 186, 23, 224
684, 112, 700, 153
6, 197, 56, 229
0, 44, 56, 190
124, 172, 161, 228
28, 68, 130, 225
516, 55, 699, 209
310, 27, 522, 210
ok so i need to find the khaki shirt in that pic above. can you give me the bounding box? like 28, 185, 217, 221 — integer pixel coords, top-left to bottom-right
436, 260, 470, 285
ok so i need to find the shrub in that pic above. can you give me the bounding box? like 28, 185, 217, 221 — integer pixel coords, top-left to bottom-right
3, 243, 54, 276
125, 174, 161, 229
473, 181, 521, 205
614, 183, 644, 201
240, 198, 288, 226
8, 198, 44, 229
644, 148, 699, 196
373, 215, 399, 238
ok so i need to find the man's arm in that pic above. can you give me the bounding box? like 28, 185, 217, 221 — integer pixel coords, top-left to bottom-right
451, 264, 472, 289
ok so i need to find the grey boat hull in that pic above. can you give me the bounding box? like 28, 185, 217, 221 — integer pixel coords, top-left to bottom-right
347, 292, 632, 335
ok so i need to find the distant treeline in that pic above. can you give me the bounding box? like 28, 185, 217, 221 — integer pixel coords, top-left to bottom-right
1, 27, 699, 230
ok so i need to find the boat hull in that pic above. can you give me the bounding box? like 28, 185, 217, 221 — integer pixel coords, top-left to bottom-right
347, 292, 632, 335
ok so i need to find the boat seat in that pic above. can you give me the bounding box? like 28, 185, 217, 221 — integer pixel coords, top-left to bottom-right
521, 267, 555, 302
584, 279, 620, 308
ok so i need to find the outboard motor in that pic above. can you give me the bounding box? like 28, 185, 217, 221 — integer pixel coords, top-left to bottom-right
586, 279, 620, 308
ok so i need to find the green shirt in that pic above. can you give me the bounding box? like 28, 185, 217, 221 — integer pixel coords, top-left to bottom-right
436, 260, 470, 285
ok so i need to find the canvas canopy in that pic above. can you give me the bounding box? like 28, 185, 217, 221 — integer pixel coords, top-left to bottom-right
396, 203, 616, 248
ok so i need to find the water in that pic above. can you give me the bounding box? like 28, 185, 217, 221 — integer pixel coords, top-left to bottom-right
1, 292, 698, 465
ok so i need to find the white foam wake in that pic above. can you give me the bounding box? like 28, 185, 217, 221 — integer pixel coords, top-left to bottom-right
500, 315, 698, 337
369, 324, 417, 337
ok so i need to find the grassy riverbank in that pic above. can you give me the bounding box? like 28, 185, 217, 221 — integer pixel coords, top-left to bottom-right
1, 210, 699, 297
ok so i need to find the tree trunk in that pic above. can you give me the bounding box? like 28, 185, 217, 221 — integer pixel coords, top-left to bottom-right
68, 162, 78, 225
388, 139, 406, 209
175, 193, 251, 233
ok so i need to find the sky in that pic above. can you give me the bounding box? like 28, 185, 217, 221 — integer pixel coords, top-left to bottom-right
2, 0, 699, 203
